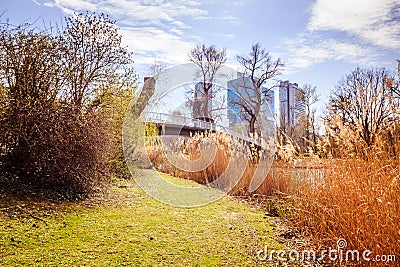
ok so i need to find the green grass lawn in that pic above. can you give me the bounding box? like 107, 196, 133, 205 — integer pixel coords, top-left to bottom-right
0, 172, 282, 266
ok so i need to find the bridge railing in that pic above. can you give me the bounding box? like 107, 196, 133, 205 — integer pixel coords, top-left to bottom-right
145, 112, 216, 131
144, 112, 261, 146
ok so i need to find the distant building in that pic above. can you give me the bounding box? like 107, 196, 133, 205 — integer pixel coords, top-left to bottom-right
227, 73, 254, 127
278, 80, 304, 126
227, 73, 275, 131
265, 89, 275, 118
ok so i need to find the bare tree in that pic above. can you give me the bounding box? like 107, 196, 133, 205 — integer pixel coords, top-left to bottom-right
297, 84, 320, 143
189, 44, 227, 122
233, 43, 283, 138
328, 67, 398, 147
148, 58, 167, 78
388, 59, 400, 98
62, 12, 134, 108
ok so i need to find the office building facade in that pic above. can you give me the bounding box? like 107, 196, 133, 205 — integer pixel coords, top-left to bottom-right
278, 80, 305, 127
227, 73, 275, 132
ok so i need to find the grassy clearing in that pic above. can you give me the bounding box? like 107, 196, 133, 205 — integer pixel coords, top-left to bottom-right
0, 173, 282, 266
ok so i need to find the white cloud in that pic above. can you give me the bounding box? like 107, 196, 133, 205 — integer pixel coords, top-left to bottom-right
283, 36, 379, 72
45, 0, 97, 14
43, 0, 209, 70
223, 34, 235, 38
281, 0, 399, 72
218, 10, 240, 25
44, 0, 208, 28
43, 0, 253, 70
119, 27, 193, 65
210, 0, 254, 7
308, 0, 400, 49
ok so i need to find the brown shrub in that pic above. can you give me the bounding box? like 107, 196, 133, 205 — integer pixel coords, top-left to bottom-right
0, 102, 112, 197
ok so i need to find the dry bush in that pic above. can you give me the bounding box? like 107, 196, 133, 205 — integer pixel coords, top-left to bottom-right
252, 164, 298, 197
145, 123, 400, 264
324, 115, 399, 160
0, 14, 135, 198
145, 117, 400, 266
0, 102, 112, 197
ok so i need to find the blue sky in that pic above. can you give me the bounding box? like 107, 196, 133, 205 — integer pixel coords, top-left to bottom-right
1, 0, 400, 110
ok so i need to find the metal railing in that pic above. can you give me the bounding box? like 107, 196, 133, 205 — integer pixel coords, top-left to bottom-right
145, 112, 216, 131
144, 112, 261, 146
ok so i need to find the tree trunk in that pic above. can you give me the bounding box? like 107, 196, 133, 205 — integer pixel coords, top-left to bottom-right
250, 116, 256, 138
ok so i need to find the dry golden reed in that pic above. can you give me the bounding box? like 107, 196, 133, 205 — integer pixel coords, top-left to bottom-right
146, 131, 292, 196
146, 128, 399, 266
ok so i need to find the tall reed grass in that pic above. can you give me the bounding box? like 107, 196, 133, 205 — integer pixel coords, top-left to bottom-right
291, 161, 399, 265
146, 131, 293, 196
145, 129, 399, 265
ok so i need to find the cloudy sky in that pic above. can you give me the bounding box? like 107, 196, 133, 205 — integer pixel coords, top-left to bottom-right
1, 0, 400, 107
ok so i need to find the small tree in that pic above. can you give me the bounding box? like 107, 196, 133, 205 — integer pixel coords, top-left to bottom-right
148, 58, 167, 78
189, 44, 227, 122
233, 43, 283, 138
296, 84, 320, 144
62, 12, 134, 108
